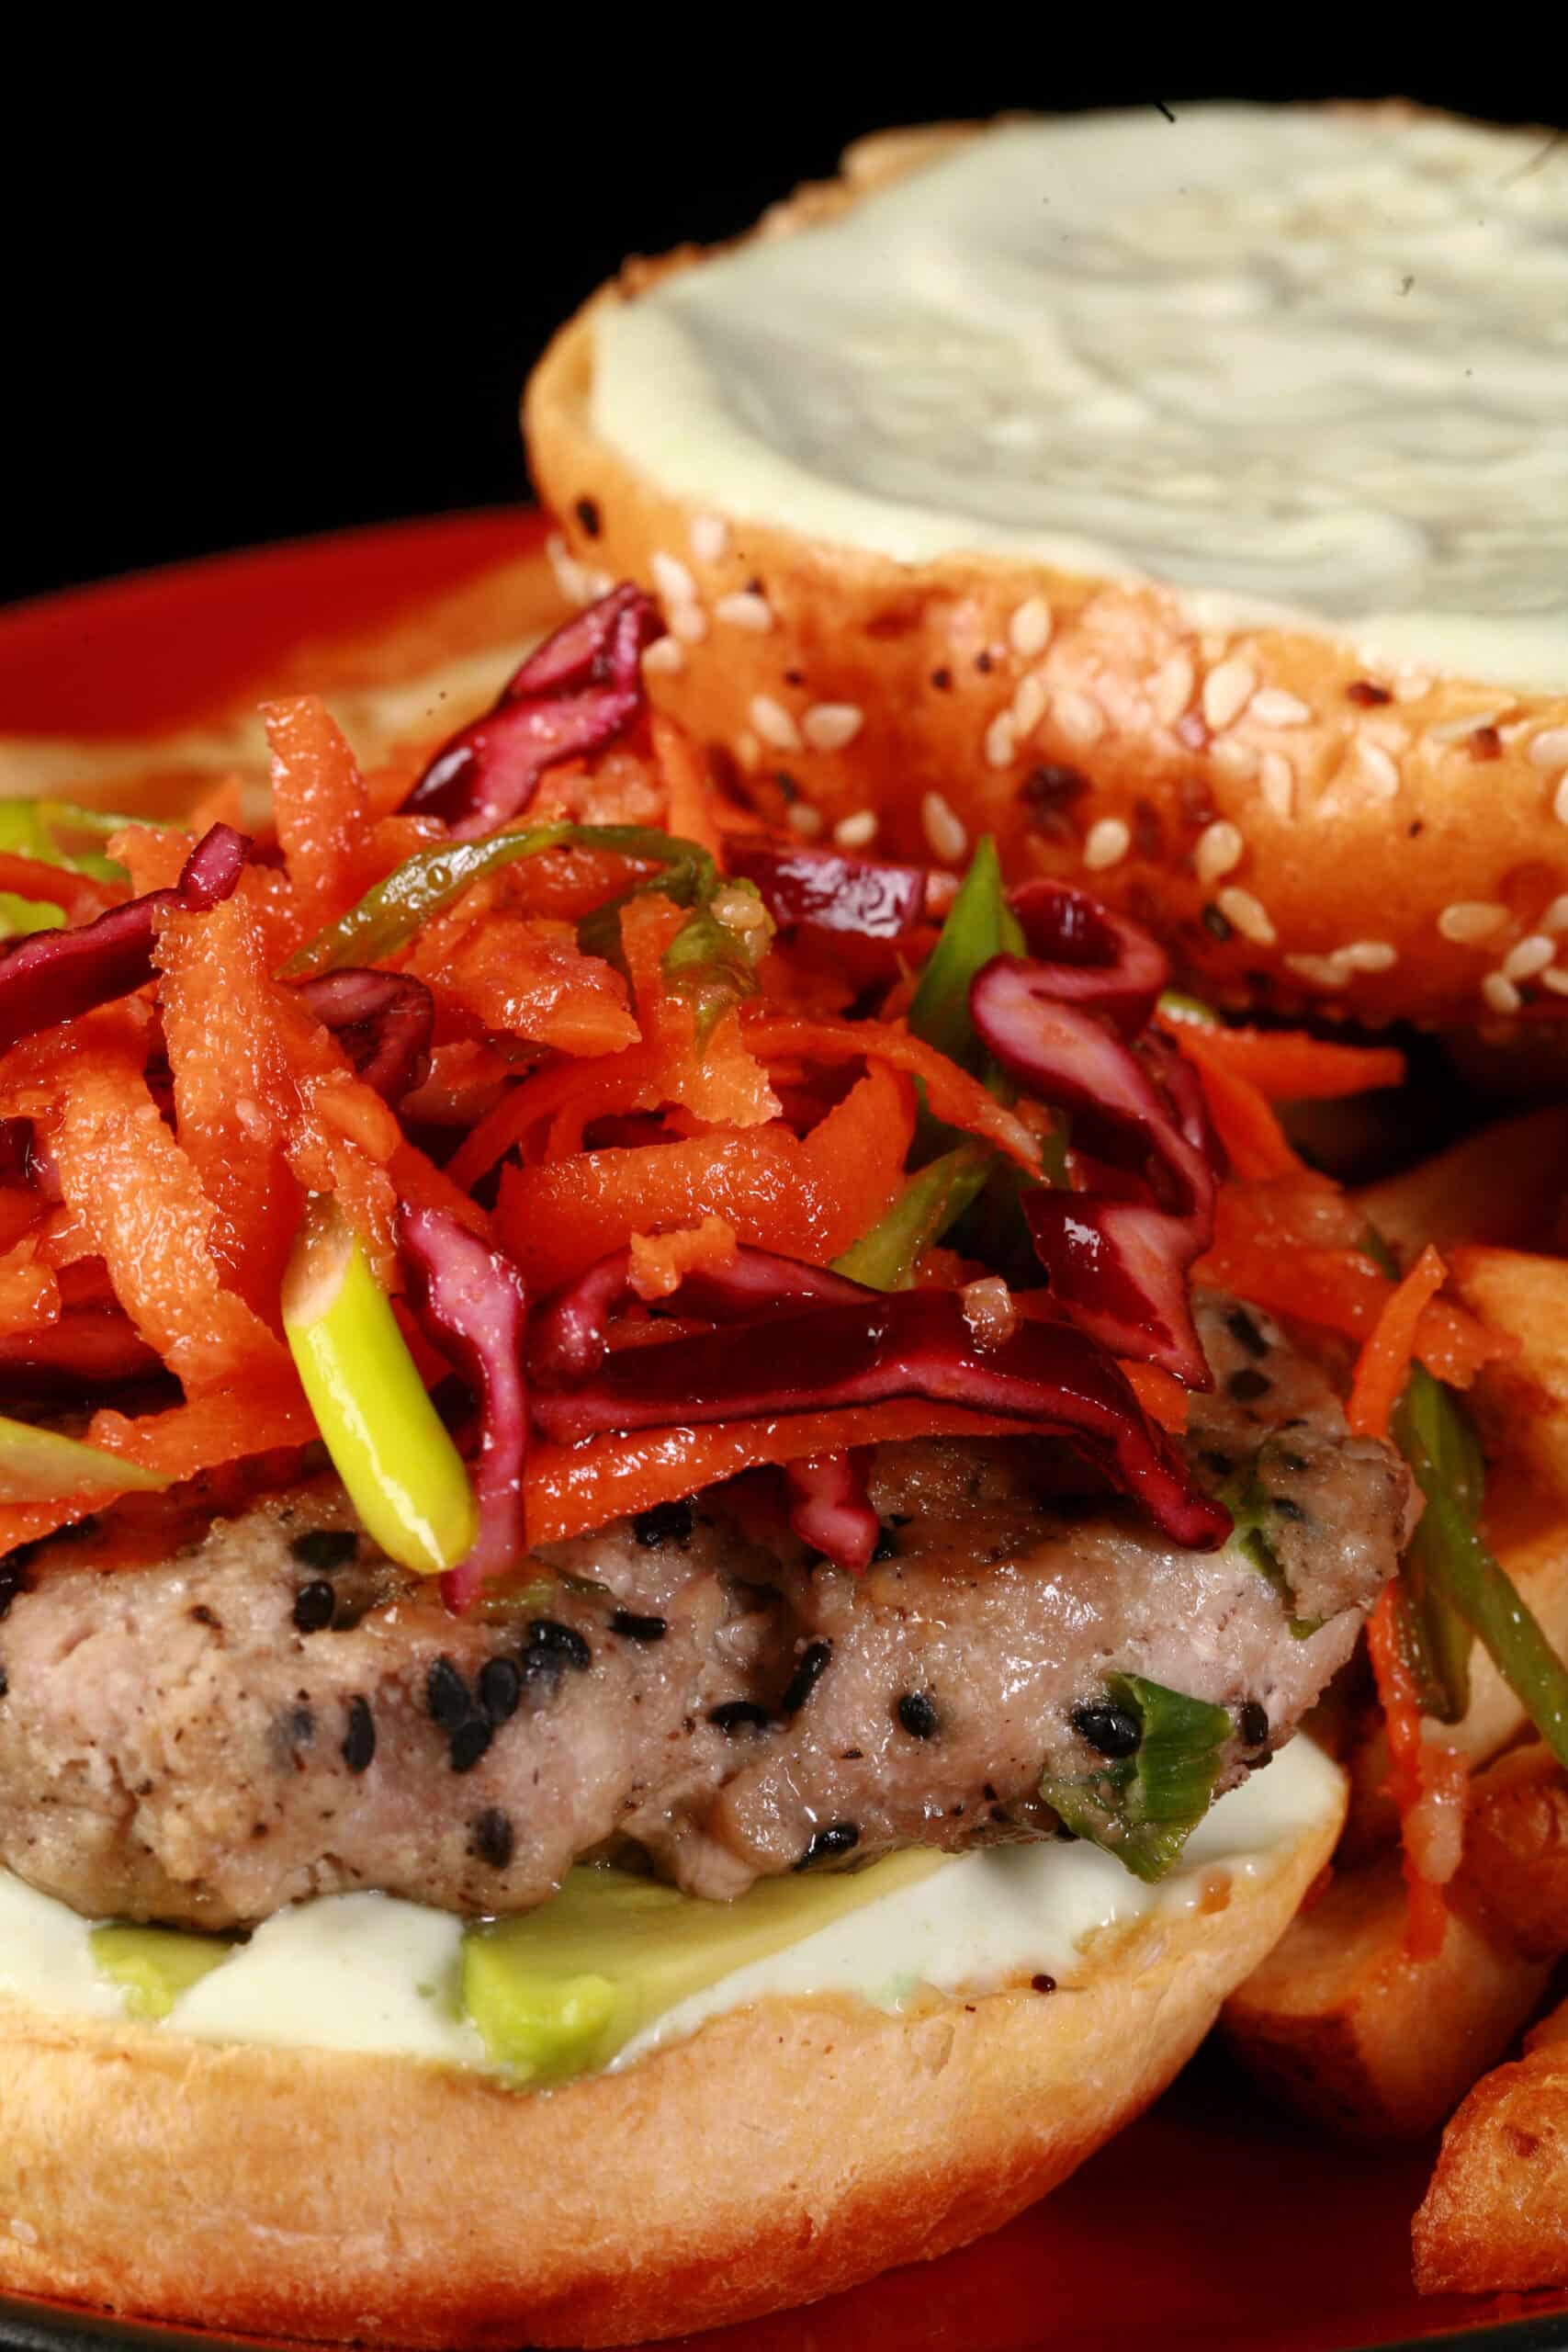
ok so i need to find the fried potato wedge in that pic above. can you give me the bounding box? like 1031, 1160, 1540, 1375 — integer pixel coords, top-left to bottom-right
1448, 1250, 1568, 1511
1224, 1852, 1550, 2139
1457, 1742, 1568, 1961
1414, 2036, 1568, 2292
1355, 1110, 1568, 1261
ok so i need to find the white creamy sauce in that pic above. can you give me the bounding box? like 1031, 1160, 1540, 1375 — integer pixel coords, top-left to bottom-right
0, 1738, 1341, 2078
593, 108, 1568, 688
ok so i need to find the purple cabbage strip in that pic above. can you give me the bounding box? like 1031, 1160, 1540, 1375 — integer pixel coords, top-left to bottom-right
725, 838, 928, 944
0, 823, 250, 1058
1007, 877, 1169, 1037
293, 970, 434, 1106
400, 585, 660, 838
784, 1450, 880, 1574
399, 1204, 531, 1615
531, 1287, 1228, 1552
530, 1244, 871, 1386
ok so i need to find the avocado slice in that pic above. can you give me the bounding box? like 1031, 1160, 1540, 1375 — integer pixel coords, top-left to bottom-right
90, 1923, 235, 2020
461, 1848, 945, 2084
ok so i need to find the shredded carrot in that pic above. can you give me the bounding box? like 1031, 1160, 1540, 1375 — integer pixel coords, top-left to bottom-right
1120, 1361, 1192, 1434
497, 1061, 915, 1295
264, 696, 381, 932
1348, 1244, 1449, 1440
186, 775, 249, 835
1367, 1586, 1450, 1960
1160, 1017, 1405, 1102
0, 1188, 42, 1258
0, 1238, 58, 1336
107, 824, 188, 895
0, 854, 117, 927
651, 713, 724, 859
1177, 1043, 1304, 1182
627, 1216, 738, 1303
741, 1012, 1043, 1174
407, 909, 640, 1060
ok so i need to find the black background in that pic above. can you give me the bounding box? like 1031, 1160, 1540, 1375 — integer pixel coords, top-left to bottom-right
5, 40, 1561, 607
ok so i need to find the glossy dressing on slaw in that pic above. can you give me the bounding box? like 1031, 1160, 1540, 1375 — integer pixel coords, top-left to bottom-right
0, 1737, 1341, 2079
592, 107, 1568, 689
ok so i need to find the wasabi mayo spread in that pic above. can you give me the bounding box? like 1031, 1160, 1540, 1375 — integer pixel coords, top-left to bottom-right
0, 1737, 1342, 2086
592, 107, 1568, 690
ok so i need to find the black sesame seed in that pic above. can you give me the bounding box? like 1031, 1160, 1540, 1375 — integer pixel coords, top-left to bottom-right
896, 1690, 940, 1740
1031, 1973, 1057, 1994
633, 1498, 694, 1549
1227, 1367, 1272, 1403
520, 1648, 566, 1707
975, 650, 993, 673
1225, 1307, 1269, 1360
291, 1580, 336, 1634
1201, 1449, 1235, 1478
0, 1664, 7, 1702
781, 1640, 832, 1715
1238, 1701, 1269, 1749
478, 1656, 522, 1724
527, 1619, 591, 1672
449, 1717, 493, 1774
1202, 903, 1234, 943
795, 1823, 860, 1871
342, 1695, 376, 1774
1270, 1496, 1307, 1524
1276, 1450, 1311, 1476
708, 1700, 773, 1735
609, 1609, 667, 1643
471, 1808, 515, 1868
426, 1657, 472, 1731
870, 1525, 897, 1565
930, 665, 953, 691
1070, 1701, 1143, 1759
289, 1530, 358, 1573
573, 495, 602, 538
277, 1703, 315, 1750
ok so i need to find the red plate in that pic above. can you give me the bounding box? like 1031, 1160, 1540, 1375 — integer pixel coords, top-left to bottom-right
0, 517, 1564, 2352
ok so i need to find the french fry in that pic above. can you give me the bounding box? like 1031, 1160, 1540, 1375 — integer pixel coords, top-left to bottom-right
1456, 1741, 1568, 1960
1448, 1248, 1568, 1511
1354, 1108, 1568, 1260
1223, 1852, 1551, 2139
1414, 2035, 1568, 2292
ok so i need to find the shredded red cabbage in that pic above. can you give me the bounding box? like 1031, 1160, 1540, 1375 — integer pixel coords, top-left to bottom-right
0, 824, 250, 1058
971, 960, 1219, 1386
400, 585, 660, 838
1007, 877, 1168, 1036
293, 970, 434, 1105
530, 1244, 870, 1385
531, 1288, 1227, 1551
399, 1205, 530, 1614
784, 1450, 879, 1573
725, 839, 927, 943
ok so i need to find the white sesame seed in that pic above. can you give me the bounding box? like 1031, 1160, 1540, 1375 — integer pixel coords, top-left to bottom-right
1195, 820, 1244, 886
1541, 896, 1568, 933
1054, 690, 1105, 750
922, 791, 969, 865
1529, 727, 1568, 772
1540, 967, 1568, 996
1011, 672, 1049, 737
641, 634, 685, 676
714, 591, 773, 633
1008, 596, 1053, 659
985, 711, 1018, 769
1482, 971, 1523, 1016
1258, 750, 1295, 820
736, 731, 761, 770
581, 566, 615, 600
670, 605, 708, 646
1083, 816, 1131, 872
1393, 672, 1435, 704
1152, 652, 1195, 729
1551, 774, 1568, 826
786, 802, 825, 840
1504, 933, 1557, 982
1216, 887, 1276, 946
801, 702, 864, 753
688, 514, 729, 564
649, 550, 697, 607
1248, 687, 1313, 728
1201, 657, 1258, 732
833, 808, 879, 850
1437, 901, 1509, 944
1210, 738, 1258, 785
1338, 940, 1399, 973
545, 532, 594, 606
750, 695, 802, 754
9, 2219, 38, 2246
1357, 742, 1401, 800
1284, 953, 1350, 989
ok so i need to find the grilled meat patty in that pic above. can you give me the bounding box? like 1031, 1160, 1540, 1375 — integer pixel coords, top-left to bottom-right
0, 1295, 1410, 1927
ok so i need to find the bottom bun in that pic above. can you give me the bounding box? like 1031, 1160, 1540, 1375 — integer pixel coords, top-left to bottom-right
0, 1788, 1340, 2349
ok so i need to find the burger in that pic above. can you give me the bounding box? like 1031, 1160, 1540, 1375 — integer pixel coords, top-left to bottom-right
0, 98, 1562, 2350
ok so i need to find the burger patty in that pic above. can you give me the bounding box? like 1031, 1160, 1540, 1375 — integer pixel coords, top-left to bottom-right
0, 1295, 1411, 1928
